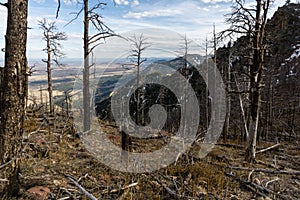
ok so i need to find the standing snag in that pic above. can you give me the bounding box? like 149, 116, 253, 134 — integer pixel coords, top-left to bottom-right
220, 0, 271, 162
66, 0, 116, 132
39, 18, 67, 115
128, 34, 150, 126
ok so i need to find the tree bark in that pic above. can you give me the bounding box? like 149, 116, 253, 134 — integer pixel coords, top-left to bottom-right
136, 51, 140, 125
46, 35, 54, 114
224, 52, 232, 142
0, 0, 28, 196
245, 0, 269, 163
83, 0, 90, 132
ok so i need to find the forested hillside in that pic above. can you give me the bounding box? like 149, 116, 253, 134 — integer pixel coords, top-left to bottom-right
216, 3, 300, 143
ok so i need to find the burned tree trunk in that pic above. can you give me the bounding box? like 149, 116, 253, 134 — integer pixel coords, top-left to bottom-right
67, 1, 115, 132
0, 0, 28, 196
220, 0, 270, 162
83, 0, 90, 132
39, 18, 66, 115
46, 37, 54, 114
245, 0, 270, 162
129, 34, 149, 125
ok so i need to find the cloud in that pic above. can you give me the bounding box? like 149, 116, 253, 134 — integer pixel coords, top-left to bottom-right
27, 15, 68, 30
124, 9, 182, 19
115, 0, 129, 5
201, 0, 231, 3
2, 0, 289, 60
197, 7, 210, 12
132, 0, 139, 6
115, 0, 139, 6
62, 0, 78, 5
106, 0, 229, 50
34, 0, 45, 3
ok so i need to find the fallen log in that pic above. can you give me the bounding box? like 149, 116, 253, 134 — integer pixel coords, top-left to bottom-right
226, 166, 300, 175
256, 143, 281, 154
225, 171, 282, 199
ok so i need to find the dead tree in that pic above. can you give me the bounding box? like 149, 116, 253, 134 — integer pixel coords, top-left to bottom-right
66, 0, 115, 132
178, 34, 191, 135
180, 34, 190, 78
118, 34, 149, 159
0, 0, 28, 196
223, 47, 232, 142
221, 0, 271, 162
128, 34, 150, 126
39, 18, 67, 115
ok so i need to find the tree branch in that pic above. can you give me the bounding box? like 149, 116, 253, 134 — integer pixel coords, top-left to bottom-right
256, 143, 281, 154
56, 0, 61, 18
64, 7, 84, 27
65, 174, 98, 200
0, 2, 7, 7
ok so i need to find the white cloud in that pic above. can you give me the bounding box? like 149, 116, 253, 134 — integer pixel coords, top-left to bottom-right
197, 7, 210, 12
124, 9, 182, 19
114, 0, 130, 5
62, 0, 78, 5
132, 0, 139, 6
34, 0, 45, 3
201, 0, 231, 3
115, 0, 140, 6
219, 7, 232, 12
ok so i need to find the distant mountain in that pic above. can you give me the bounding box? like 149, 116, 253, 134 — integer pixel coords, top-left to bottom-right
159, 54, 204, 70
94, 54, 204, 103
94, 53, 207, 130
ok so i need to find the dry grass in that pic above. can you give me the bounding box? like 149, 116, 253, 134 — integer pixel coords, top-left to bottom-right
9, 110, 299, 200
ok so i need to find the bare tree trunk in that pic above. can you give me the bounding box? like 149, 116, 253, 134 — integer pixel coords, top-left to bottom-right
136, 54, 140, 125
205, 37, 209, 132
213, 25, 217, 141
0, 68, 2, 104
25, 65, 29, 109
83, 0, 90, 132
46, 37, 54, 114
224, 52, 232, 142
128, 34, 148, 126
245, 0, 269, 163
0, 0, 28, 196
234, 73, 249, 142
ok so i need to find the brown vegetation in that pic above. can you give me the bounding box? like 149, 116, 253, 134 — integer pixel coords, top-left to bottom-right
4, 108, 298, 199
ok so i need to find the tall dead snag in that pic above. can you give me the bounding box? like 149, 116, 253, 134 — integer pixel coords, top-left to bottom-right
119, 34, 149, 159
179, 34, 190, 135
0, 0, 28, 196
67, 0, 115, 131
246, 0, 270, 162
129, 34, 149, 126
39, 18, 67, 115
83, 0, 90, 132
221, 0, 271, 162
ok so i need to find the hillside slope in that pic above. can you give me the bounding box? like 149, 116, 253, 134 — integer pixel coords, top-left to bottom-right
216, 3, 300, 141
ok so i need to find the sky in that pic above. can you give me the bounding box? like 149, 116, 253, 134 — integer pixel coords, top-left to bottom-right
0, 0, 297, 65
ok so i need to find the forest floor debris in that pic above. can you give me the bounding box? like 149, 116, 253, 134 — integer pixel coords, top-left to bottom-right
11, 113, 300, 199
